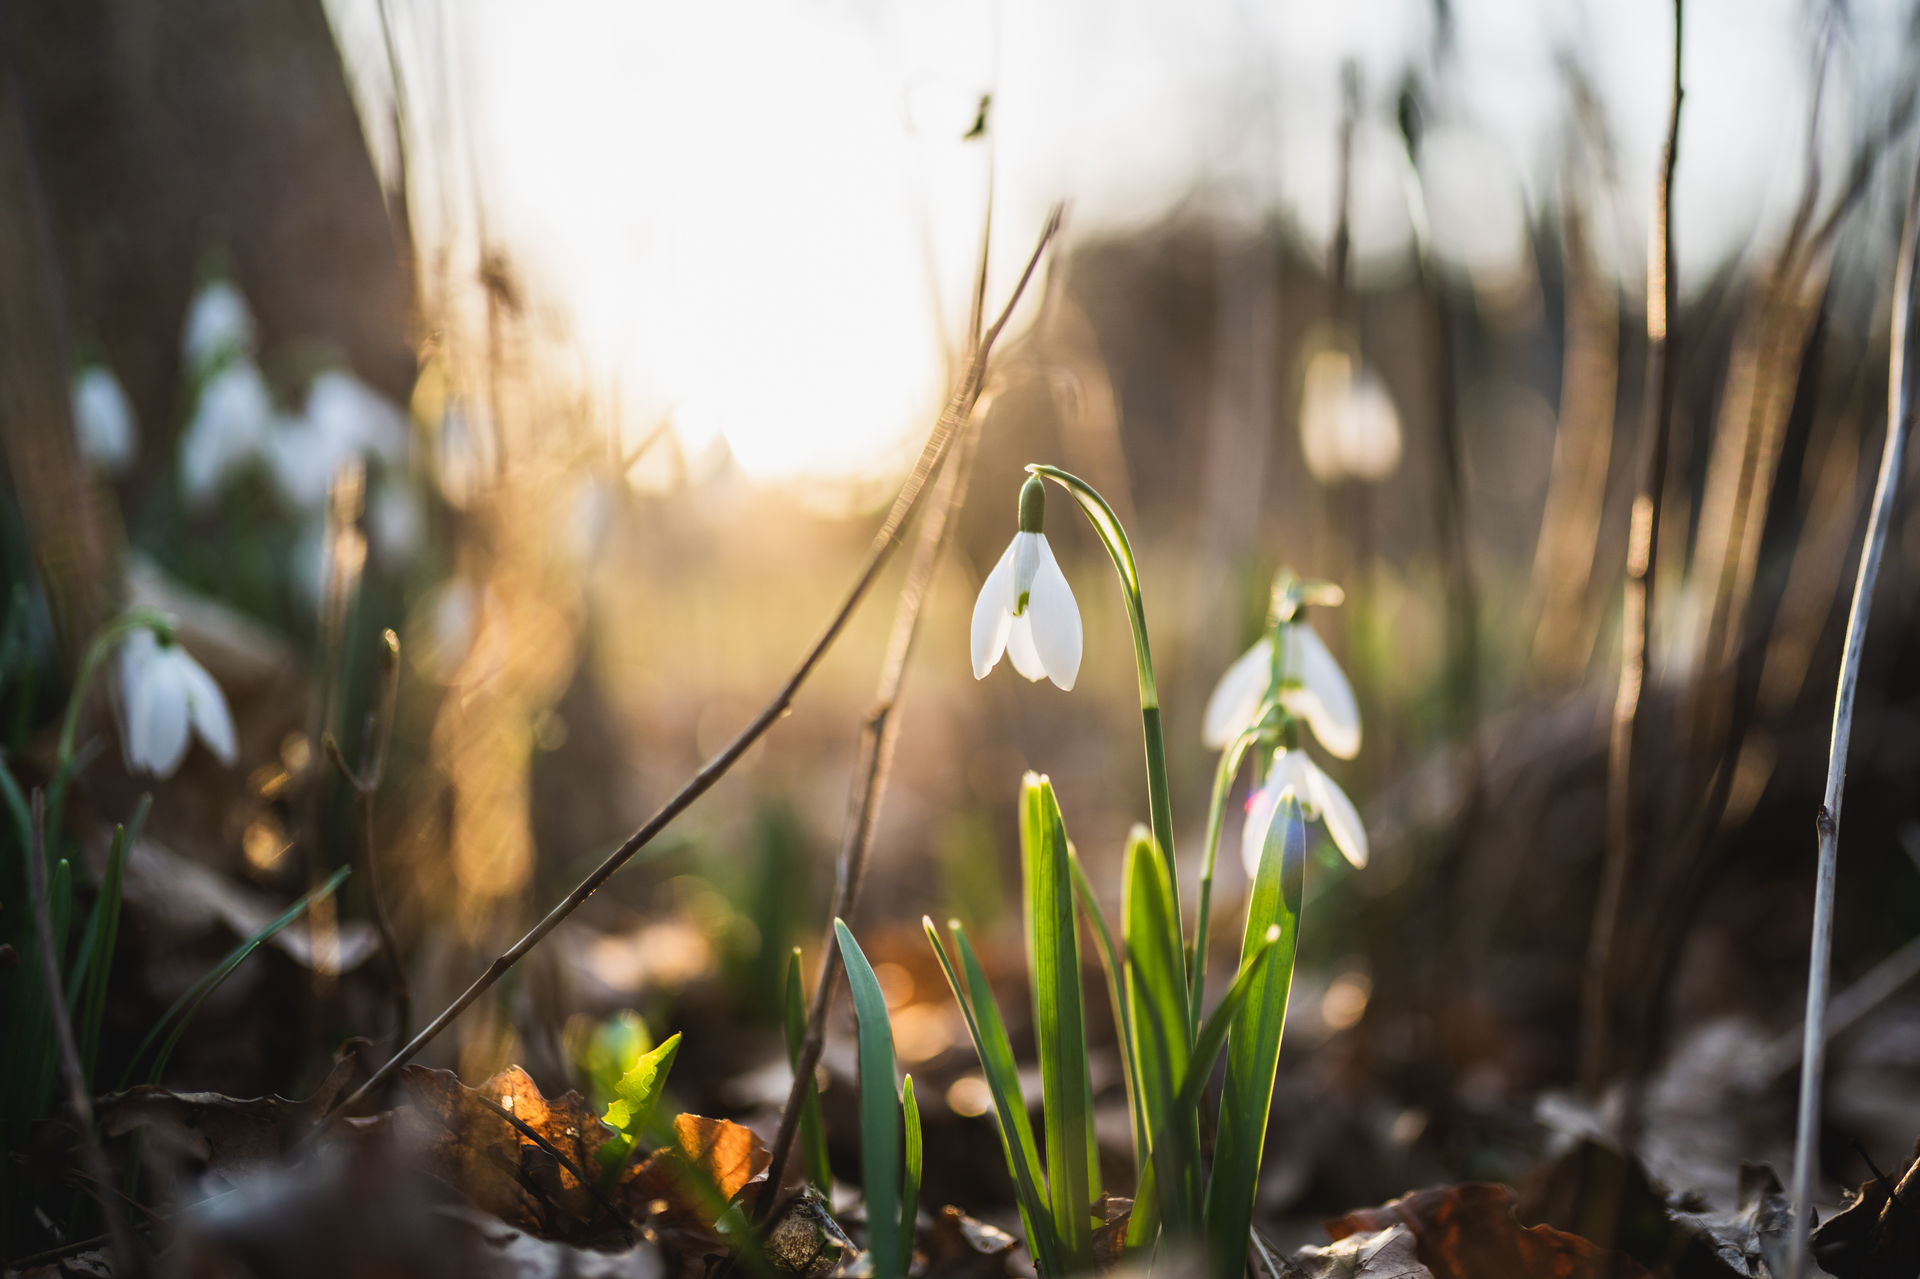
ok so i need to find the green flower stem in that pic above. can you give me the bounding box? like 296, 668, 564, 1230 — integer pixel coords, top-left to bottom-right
1026, 465, 1178, 915
1187, 724, 1261, 1036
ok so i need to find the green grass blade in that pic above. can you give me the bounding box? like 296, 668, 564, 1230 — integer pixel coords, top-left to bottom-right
835, 919, 905, 1279
924, 919, 1060, 1277
1124, 825, 1196, 1234
125, 865, 351, 1088
1021, 774, 1094, 1272
79, 796, 148, 1088
901, 1073, 922, 1248
783, 947, 833, 1194
1203, 797, 1304, 1279
27, 858, 74, 1117
1127, 920, 1281, 1252
1069, 849, 1148, 1175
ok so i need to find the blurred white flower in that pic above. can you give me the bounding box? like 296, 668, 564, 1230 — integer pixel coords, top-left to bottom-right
118, 628, 237, 778
183, 279, 256, 374
369, 479, 423, 562
1241, 747, 1367, 875
1299, 348, 1402, 483
1204, 620, 1360, 759
179, 359, 274, 507
71, 364, 136, 474
268, 371, 410, 511
971, 529, 1082, 691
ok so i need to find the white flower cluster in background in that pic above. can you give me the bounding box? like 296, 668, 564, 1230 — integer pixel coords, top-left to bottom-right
72, 363, 137, 475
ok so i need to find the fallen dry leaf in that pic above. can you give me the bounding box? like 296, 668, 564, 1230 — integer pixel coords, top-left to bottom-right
1282, 1225, 1434, 1279
922, 1204, 1020, 1279
1328, 1183, 1647, 1279
1812, 1144, 1920, 1279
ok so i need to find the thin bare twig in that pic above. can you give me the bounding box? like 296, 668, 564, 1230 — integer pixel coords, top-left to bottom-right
756, 183, 1009, 1221
322, 207, 1062, 1128
25, 790, 140, 1276
1584, 0, 1683, 1095
322, 628, 410, 1045
1787, 152, 1920, 1279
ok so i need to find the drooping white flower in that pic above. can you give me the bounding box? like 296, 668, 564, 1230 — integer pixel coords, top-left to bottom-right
72, 364, 137, 474
1241, 747, 1367, 874
268, 371, 410, 511
179, 358, 274, 506
1203, 620, 1360, 759
118, 628, 237, 778
970, 476, 1082, 691
1299, 348, 1402, 483
182, 279, 256, 375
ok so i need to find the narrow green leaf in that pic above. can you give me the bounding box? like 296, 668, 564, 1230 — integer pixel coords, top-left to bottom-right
79, 797, 148, 1088
835, 919, 905, 1279
597, 1030, 682, 1178
1127, 921, 1281, 1252
1021, 774, 1094, 1272
924, 918, 1060, 1278
784, 948, 833, 1194
1124, 825, 1196, 1234
1203, 797, 1304, 1279
901, 1074, 922, 1248
125, 865, 352, 1088
27, 858, 75, 1117
1069, 849, 1148, 1174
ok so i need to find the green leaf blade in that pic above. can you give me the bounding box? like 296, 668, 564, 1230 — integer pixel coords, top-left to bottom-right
1021, 775, 1094, 1273
1203, 797, 1304, 1279
835, 919, 905, 1279
1124, 825, 1195, 1236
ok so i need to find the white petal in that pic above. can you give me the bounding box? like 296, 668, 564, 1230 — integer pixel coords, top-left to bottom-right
1012, 531, 1041, 603
1005, 614, 1046, 681
1284, 623, 1361, 759
175, 650, 237, 765
1307, 761, 1369, 869
73, 367, 136, 473
970, 539, 1020, 679
1024, 536, 1081, 691
181, 362, 272, 506
183, 280, 255, 372
1203, 636, 1273, 749
132, 659, 191, 778
307, 370, 408, 463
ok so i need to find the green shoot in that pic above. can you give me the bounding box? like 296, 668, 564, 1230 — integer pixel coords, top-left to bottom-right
1123, 824, 1197, 1235
597, 1031, 682, 1180
901, 1073, 922, 1245
835, 919, 912, 1279
76, 796, 149, 1089
1068, 849, 1147, 1171
783, 947, 833, 1194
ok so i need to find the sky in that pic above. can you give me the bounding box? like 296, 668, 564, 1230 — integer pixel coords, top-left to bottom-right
324, 0, 1917, 489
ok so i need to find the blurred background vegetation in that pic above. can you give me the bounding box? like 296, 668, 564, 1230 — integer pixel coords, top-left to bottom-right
3, 0, 1920, 1254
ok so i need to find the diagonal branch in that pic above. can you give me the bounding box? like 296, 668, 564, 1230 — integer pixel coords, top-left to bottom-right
322, 206, 1061, 1128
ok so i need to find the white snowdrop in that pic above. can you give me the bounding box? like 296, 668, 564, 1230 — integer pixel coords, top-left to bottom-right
970, 476, 1082, 691
118, 628, 237, 778
1203, 620, 1360, 759
179, 359, 274, 507
72, 364, 136, 474
1241, 747, 1368, 875
183, 279, 256, 375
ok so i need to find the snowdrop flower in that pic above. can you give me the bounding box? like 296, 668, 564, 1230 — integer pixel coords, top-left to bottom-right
72, 364, 136, 474
1299, 348, 1402, 484
1241, 747, 1367, 875
1204, 617, 1360, 759
182, 279, 256, 375
118, 628, 237, 778
179, 358, 274, 507
971, 474, 1082, 690
269, 370, 410, 511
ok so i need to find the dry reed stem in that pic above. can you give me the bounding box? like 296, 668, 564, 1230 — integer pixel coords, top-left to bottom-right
1786, 152, 1920, 1279
1585, 0, 1683, 1094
